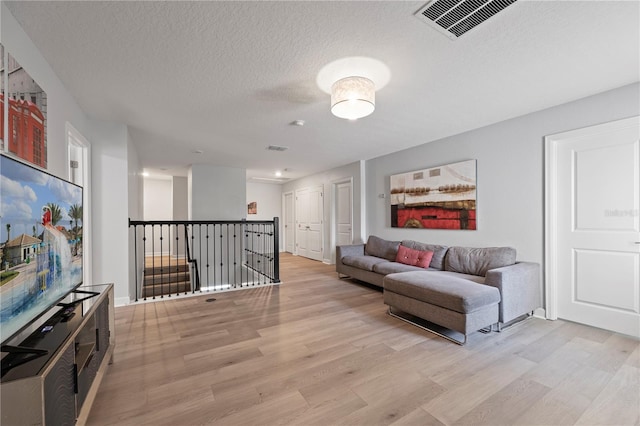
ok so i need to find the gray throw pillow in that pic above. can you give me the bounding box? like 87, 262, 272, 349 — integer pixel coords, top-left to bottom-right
365, 235, 400, 261
401, 240, 448, 270
445, 246, 517, 276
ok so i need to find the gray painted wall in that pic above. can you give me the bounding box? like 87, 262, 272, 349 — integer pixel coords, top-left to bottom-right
172, 176, 189, 220
246, 182, 282, 222
367, 82, 640, 304
189, 164, 246, 220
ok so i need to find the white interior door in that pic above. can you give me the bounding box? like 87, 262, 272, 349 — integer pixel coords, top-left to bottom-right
284, 192, 294, 253
295, 186, 323, 261
295, 188, 309, 258
307, 186, 323, 261
547, 116, 640, 338
336, 181, 352, 246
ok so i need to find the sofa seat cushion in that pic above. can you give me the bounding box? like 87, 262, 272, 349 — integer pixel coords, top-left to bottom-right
433, 270, 486, 284
373, 261, 427, 275
342, 255, 389, 272
383, 271, 500, 314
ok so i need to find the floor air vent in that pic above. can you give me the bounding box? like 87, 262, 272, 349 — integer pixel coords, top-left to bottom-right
415, 0, 518, 39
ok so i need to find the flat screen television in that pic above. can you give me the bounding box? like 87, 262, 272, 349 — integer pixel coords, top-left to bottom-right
0, 153, 83, 345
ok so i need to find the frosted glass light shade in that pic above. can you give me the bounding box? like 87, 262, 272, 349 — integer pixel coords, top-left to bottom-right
330, 76, 375, 120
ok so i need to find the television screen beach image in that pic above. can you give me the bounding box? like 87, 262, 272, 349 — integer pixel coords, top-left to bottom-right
0, 154, 83, 343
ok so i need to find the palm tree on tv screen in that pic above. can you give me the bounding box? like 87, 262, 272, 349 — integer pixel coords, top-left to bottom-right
69, 204, 82, 233
46, 203, 63, 226
68, 203, 82, 256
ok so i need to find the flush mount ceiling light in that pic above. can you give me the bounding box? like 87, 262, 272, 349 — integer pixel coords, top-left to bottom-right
330, 76, 375, 120
317, 57, 390, 121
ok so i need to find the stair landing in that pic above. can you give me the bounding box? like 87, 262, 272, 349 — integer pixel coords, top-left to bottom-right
142, 256, 191, 298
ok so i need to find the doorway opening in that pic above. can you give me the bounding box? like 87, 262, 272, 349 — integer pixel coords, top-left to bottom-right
67, 122, 92, 287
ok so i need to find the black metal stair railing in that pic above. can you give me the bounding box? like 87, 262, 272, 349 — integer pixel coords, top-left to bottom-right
128, 218, 280, 302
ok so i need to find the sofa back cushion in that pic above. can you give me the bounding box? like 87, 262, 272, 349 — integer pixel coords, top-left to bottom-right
401, 240, 448, 270
445, 246, 517, 276
365, 235, 400, 261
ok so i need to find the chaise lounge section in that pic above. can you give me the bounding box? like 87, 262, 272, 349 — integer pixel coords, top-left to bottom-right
336, 236, 541, 343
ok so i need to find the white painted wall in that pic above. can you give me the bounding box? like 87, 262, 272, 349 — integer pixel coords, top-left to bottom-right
366, 82, 640, 306
283, 161, 364, 263
142, 177, 171, 256
127, 133, 143, 301
2, 6, 135, 305
89, 120, 131, 304
1, 3, 91, 175
144, 178, 172, 220
189, 164, 246, 220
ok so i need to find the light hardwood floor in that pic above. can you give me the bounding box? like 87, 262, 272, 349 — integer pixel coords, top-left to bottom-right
87, 254, 640, 425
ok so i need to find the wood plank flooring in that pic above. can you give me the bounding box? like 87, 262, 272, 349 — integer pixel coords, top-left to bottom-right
87, 254, 640, 425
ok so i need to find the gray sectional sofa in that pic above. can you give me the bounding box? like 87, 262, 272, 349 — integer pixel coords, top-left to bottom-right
336, 236, 541, 344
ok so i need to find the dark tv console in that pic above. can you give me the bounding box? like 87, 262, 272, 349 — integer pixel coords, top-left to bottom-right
0, 283, 115, 425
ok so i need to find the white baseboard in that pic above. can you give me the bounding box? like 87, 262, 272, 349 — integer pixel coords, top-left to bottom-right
114, 296, 131, 307
533, 307, 546, 319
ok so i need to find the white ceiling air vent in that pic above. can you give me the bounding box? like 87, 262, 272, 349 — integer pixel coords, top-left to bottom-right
415, 0, 518, 40
266, 145, 288, 152
250, 177, 290, 183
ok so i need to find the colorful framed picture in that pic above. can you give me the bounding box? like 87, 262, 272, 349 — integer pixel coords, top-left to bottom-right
247, 202, 257, 215
1, 51, 48, 169
390, 159, 477, 230
1, 43, 5, 152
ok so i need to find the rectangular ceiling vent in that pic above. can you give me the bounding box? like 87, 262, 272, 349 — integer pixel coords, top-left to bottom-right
415, 0, 518, 40
266, 145, 288, 152
250, 177, 290, 184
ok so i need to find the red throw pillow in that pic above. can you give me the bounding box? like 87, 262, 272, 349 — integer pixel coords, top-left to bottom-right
396, 245, 419, 266
396, 245, 434, 268
415, 250, 434, 268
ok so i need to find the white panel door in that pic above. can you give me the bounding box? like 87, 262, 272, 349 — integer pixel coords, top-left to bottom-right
307, 186, 324, 261
549, 116, 640, 338
284, 192, 294, 253
336, 181, 353, 246
295, 188, 309, 258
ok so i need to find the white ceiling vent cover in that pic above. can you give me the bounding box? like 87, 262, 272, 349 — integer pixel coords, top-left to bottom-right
266, 145, 288, 152
250, 177, 290, 183
415, 0, 518, 40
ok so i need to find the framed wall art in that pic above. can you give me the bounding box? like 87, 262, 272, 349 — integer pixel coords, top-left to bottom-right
2, 51, 48, 169
390, 159, 477, 230
1, 43, 5, 152
247, 201, 257, 215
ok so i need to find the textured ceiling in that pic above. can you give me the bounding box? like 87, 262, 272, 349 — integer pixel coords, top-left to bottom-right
5, 1, 640, 182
